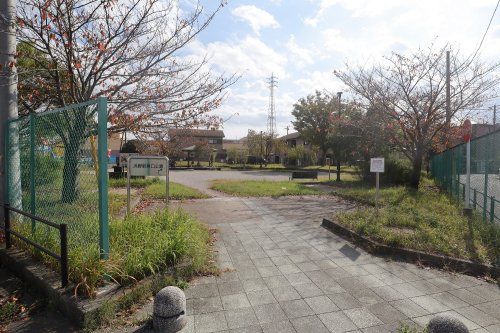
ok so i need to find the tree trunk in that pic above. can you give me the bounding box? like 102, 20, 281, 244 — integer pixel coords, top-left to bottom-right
61, 114, 87, 203
410, 149, 423, 189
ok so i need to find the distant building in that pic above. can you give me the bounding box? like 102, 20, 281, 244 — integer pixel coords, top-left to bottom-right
168, 128, 225, 162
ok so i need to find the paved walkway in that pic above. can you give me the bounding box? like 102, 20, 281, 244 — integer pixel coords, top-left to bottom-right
176, 195, 500, 333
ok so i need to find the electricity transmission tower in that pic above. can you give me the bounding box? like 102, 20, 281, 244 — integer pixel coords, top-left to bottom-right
266, 73, 277, 137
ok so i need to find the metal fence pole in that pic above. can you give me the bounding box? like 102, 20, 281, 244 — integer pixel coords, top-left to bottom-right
483, 156, 489, 223
490, 196, 495, 223
473, 189, 477, 210
4, 204, 10, 248
59, 223, 68, 287
97, 97, 109, 259
29, 113, 36, 232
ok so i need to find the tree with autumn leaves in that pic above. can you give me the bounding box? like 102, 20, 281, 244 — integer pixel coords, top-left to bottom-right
16, 0, 236, 202
336, 45, 500, 188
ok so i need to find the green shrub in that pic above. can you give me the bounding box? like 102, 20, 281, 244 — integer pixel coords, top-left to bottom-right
359, 156, 412, 185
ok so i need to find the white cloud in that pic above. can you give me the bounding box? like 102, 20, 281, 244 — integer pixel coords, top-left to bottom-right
286, 35, 314, 68
232, 5, 280, 34
293, 70, 343, 94
189, 35, 287, 79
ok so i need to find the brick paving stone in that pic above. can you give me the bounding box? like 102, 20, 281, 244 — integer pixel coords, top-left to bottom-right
467, 285, 500, 301
278, 264, 302, 275
351, 288, 384, 305
318, 311, 358, 332
449, 288, 488, 305
270, 256, 293, 266
290, 315, 330, 333
475, 300, 500, 320
242, 278, 268, 292
371, 285, 406, 302
296, 261, 321, 272
257, 266, 282, 278
263, 275, 291, 289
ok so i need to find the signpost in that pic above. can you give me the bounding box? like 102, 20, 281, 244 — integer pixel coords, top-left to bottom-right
370, 158, 385, 208
127, 156, 169, 214
462, 119, 472, 216
326, 158, 331, 180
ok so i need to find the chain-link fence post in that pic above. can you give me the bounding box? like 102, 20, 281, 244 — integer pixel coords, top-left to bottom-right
29, 113, 36, 232
97, 97, 109, 259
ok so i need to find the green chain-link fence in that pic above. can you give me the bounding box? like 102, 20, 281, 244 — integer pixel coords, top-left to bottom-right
431, 128, 499, 223
5, 98, 109, 259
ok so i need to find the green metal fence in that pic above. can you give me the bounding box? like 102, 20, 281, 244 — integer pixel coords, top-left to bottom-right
430, 128, 499, 223
5, 98, 109, 259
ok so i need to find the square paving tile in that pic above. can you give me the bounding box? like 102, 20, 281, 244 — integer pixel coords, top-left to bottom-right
194, 311, 228, 333
455, 305, 500, 327
186, 283, 219, 299
280, 299, 315, 319
327, 292, 363, 310
318, 311, 357, 332
389, 299, 430, 318
263, 275, 291, 289
225, 307, 259, 330
343, 308, 383, 329
253, 302, 288, 324
304, 296, 340, 314
247, 289, 277, 306
278, 264, 302, 275
294, 283, 324, 298
261, 320, 296, 333
192, 296, 223, 314
367, 302, 408, 324
285, 273, 312, 286
218, 280, 245, 296
222, 293, 251, 309
270, 286, 302, 302
242, 278, 268, 292
290, 315, 329, 333
410, 295, 450, 314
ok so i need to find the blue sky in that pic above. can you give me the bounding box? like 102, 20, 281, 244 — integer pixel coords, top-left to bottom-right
186, 0, 500, 139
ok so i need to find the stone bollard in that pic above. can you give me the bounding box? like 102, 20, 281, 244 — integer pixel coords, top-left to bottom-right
153, 286, 187, 333
427, 315, 469, 333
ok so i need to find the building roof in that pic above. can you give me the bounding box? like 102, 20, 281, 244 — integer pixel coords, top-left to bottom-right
279, 132, 301, 140
168, 128, 225, 138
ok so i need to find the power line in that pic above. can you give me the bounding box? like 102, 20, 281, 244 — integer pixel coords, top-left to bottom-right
469, 0, 500, 62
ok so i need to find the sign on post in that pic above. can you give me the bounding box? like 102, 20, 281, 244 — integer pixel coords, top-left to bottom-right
119, 153, 139, 167
370, 158, 384, 208
127, 156, 170, 214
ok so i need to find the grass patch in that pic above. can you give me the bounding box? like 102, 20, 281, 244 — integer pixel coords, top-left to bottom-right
143, 182, 208, 200
109, 193, 127, 217
334, 179, 499, 265
210, 179, 322, 197
13, 208, 215, 297
109, 177, 161, 188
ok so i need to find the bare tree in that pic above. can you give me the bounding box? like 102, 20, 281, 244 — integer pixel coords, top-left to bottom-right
336, 44, 500, 188
17, 0, 237, 201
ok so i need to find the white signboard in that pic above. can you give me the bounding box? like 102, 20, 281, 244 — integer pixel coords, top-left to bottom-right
370, 158, 385, 173
129, 158, 168, 176
119, 153, 138, 166
127, 156, 170, 214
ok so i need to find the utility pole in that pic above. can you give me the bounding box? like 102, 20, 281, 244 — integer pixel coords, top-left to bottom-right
446, 50, 451, 129
285, 125, 289, 136
336, 92, 342, 182
493, 105, 497, 130
0, 0, 20, 211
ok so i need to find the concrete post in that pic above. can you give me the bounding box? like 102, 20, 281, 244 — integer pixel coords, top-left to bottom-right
0, 0, 21, 213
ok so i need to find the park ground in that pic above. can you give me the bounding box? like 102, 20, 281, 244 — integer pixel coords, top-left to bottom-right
2, 169, 500, 332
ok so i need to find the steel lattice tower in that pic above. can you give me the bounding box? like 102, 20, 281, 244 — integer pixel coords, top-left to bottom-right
266, 73, 277, 137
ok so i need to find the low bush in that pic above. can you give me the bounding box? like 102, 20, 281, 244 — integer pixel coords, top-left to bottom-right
334, 179, 499, 265
13, 208, 215, 297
